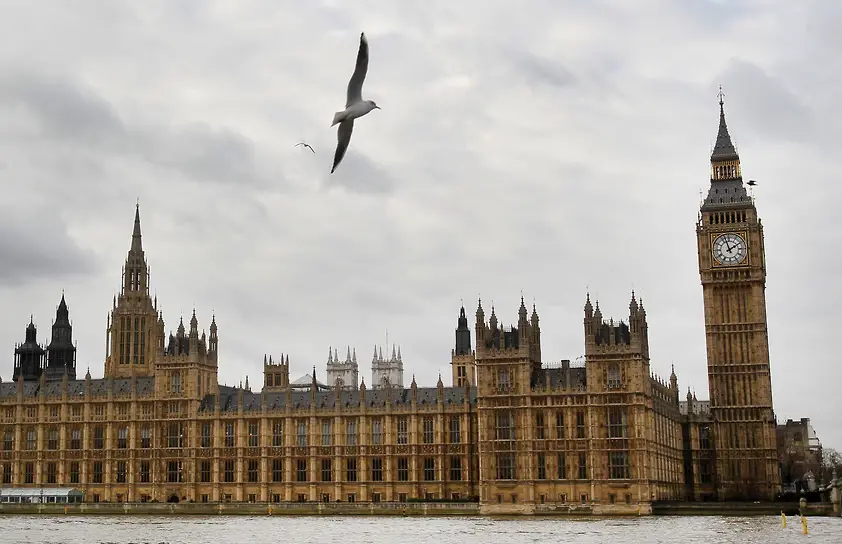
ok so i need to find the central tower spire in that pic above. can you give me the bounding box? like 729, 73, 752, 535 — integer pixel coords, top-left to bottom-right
123, 203, 149, 295
131, 202, 143, 253
106, 204, 161, 378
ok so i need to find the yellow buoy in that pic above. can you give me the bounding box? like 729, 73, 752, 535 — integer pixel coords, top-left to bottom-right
781, 512, 786, 528
801, 515, 808, 535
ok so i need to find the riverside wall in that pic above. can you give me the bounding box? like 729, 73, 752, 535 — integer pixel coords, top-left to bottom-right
0, 501, 836, 517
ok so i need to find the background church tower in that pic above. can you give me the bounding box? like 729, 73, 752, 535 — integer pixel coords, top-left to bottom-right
696, 90, 779, 500
104, 205, 162, 378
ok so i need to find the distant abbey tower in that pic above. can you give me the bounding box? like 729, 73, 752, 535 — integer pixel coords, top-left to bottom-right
326, 346, 359, 390
371, 343, 403, 389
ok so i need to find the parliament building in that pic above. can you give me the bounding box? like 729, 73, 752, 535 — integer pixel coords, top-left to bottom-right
0, 98, 780, 514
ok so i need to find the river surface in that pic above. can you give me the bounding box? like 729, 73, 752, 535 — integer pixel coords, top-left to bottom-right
2, 515, 841, 543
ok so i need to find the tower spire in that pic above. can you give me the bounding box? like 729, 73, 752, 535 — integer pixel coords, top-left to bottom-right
711, 86, 739, 163
703, 87, 751, 210
131, 202, 143, 253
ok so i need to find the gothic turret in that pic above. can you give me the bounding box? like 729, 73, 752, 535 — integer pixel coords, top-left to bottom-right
584, 291, 649, 358
475, 298, 485, 346
454, 304, 471, 356
209, 314, 218, 356
452, 303, 476, 387
13, 317, 45, 381
45, 293, 77, 380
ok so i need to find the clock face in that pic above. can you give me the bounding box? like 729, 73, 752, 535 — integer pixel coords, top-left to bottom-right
712, 233, 748, 265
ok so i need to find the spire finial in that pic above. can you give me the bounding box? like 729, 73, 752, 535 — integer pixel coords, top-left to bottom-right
718, 85, 725, 107
130, 202, 143, 253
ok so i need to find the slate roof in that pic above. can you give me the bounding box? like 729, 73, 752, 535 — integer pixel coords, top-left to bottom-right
198, 385, 478, 413
538, 367, 587, 389
702, 100, 753, 211
0, 377, 156, 400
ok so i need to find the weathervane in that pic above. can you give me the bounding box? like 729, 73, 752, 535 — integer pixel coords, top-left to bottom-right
717, 85, 725, 105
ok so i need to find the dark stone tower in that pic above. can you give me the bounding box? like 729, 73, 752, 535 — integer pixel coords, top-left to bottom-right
455, 305, 471, 356
13, 317, 45, 381
451, 303, 476, 387
45, 293, 77, 380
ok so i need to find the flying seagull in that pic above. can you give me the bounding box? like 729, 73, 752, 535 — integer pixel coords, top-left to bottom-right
747, 179, 758, 186
295, 142, 315, 153
330, 32, 381, 174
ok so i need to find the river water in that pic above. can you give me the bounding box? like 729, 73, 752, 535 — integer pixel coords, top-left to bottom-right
2, 515, 841, 543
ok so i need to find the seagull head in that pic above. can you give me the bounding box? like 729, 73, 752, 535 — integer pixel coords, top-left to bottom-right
367, 100, 381, 110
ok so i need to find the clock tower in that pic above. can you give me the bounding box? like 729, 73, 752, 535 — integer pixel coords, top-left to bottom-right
696, 91, 779, 501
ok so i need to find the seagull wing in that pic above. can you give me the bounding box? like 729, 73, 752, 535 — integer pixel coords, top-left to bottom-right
346, 33, 369, 107
331, 119, 355, 174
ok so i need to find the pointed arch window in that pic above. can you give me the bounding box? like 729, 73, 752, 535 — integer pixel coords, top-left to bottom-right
606, 364, 622, 389
171, 372, 181, 394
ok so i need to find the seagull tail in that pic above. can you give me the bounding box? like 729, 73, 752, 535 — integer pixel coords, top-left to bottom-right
331, 111, 345, 127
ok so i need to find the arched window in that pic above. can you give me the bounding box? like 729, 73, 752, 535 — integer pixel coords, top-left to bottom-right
607, 364, 621, 389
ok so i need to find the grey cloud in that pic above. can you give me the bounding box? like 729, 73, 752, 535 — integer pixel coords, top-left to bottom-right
0, 71, 126, 147
322, 152, 395, 194
0, 206, 96, 286
717, 59, 814, 144
140, 122, 264, 186
510, 51, 577, 90
0, 69, 281, 188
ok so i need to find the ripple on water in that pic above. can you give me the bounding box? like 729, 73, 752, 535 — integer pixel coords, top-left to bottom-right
1, 515, 841, 544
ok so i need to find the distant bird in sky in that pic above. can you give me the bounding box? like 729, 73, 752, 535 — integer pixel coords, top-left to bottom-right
747, 179, 758, 186
330, 32, 381, 174
295, 142, 315, 153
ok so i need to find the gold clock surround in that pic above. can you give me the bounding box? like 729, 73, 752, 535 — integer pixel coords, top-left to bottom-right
710, 231, 749, 267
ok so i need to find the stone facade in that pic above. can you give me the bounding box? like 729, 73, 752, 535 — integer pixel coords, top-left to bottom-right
0, 100, 782, 512
777, 418, 823, 492
696, 94, 780, 500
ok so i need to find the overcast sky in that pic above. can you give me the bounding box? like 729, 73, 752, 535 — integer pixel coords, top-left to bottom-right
0, 1, 839, 449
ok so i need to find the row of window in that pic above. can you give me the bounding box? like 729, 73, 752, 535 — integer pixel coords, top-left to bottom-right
0, 456, 465, 485
117, 315, 146, 366
495, 407, 629, 441
495, 451, 631, 480
1, 416, 465, 451
3, 404, 155, 422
